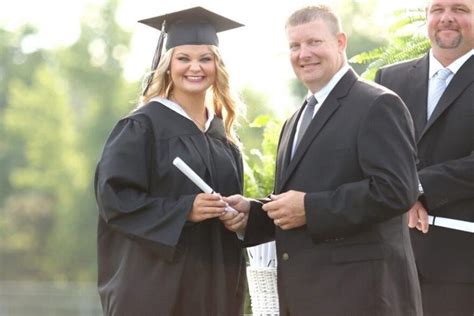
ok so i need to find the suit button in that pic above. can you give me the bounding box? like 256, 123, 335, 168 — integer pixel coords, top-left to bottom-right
282, 253, 289, 261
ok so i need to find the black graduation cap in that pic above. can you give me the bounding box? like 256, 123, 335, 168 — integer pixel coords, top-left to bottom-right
139, 7, 243, 95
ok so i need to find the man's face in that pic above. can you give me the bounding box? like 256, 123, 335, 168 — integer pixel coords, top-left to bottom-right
427, 0, 473, 54
286, 19, 346, 93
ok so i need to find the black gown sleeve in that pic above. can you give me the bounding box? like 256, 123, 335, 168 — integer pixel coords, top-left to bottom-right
243, 199, 275, 247
94, 116, 195, 259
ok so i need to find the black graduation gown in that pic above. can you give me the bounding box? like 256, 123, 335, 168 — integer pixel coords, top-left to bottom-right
94, 101, 246, 316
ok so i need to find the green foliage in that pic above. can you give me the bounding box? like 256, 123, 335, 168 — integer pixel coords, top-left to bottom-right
387, 8, 426, 33
5, 66, 87, 194
0, 25, 47, 204
0, 193, 55, 279
237, 87, 280, 198
336, 0, 387, 75
0, 25, 46, 109
237, 86, 272, 157
350, 8, 430, 80
243, 115, 283, 197
0, 0, 136, 282
49, 0, 136, 281
1, 64, 88, 280
57, 0, 136, 165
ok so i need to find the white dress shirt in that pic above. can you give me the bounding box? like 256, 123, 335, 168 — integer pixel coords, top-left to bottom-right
291, 64, 351, 157
427, 49, 474, 109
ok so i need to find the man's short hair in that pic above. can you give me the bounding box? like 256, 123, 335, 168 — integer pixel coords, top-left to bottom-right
285, 5, 342, 35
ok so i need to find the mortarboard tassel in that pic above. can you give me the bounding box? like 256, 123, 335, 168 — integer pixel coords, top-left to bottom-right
142, 20, 166, 96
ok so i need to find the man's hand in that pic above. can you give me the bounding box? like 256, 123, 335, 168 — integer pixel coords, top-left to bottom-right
262, 190, 306, 230
407, 201, 429, 233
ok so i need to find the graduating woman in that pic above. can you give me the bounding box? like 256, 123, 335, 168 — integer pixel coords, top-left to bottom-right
94, 7, 248, 315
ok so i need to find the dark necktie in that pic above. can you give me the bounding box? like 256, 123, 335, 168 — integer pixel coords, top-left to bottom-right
294, 95, 318, 151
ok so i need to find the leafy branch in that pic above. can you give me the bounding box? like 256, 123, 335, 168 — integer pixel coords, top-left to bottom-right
350, 8, 430, 80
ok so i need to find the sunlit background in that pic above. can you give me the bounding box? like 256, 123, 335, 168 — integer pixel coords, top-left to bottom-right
1, 0, 426, 115
0, 0, 426, 314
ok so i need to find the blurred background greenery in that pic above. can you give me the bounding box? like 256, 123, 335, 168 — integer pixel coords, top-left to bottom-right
0, 0, 427, 314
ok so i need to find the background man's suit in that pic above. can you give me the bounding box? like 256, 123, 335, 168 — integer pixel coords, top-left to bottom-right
375, 54, 474, 315
245, 68, 422, 316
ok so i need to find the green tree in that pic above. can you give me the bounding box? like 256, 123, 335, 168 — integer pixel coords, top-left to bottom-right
243, 115, 283, 197
0, 25, 47, 204
0, 0, 137, 281
337, 0, 388, 74
0, 26, 56, 280
57, 0, 136, 162
236, 87, 282, 198
1, 65, 88, 280
52, 0, 137, 280
350, 8, 430, 80
237, 86, 272, 156
0, 25, 46, 110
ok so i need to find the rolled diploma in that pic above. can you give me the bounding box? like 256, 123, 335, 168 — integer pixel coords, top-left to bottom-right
173, 157, 237, 213
173, 157, 213, 193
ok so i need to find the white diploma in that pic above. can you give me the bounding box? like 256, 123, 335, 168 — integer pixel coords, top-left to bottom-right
173, 157, 237, 213
173, 157, 214, 193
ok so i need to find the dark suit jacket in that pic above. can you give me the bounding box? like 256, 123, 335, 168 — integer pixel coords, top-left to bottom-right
375, 55, 474, 284
245, 68, 422, 315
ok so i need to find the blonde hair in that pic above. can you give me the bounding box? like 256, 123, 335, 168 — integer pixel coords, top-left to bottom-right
140, 48, 175, 102
286, 5, 342, 35
140, 46, 242, 146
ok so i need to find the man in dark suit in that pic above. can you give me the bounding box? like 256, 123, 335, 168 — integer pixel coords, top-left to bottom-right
375, 0, 473, 314
222, 4, 422, 315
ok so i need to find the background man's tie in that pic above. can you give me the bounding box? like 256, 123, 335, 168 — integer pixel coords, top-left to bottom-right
427, 68, 452, 120
294, 95, 318, 151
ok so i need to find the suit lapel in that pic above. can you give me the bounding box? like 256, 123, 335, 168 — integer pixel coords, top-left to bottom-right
276, 108, 302, 188
407, 56, 429, 141
277, 69, 357, 192
420, 55, 474, 140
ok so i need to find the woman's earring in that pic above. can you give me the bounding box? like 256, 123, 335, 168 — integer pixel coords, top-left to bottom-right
166, 70, 170, 75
